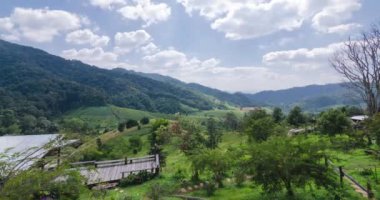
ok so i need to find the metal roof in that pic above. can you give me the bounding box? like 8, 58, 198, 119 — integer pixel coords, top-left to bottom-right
350, 115, 368, 121
0, 134, 60, 170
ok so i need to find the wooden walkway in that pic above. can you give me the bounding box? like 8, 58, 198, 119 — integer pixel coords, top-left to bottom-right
71, 155, 160, 185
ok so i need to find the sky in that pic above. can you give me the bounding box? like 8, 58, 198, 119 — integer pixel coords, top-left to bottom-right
0, 0, 379, 93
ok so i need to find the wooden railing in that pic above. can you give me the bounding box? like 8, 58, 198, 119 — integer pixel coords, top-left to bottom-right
71, 155, 158, 168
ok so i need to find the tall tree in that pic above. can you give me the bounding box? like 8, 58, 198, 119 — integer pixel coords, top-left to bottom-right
287, 106, 306, 127
331, 24, 380, 116
317, 109, 352, 136
272, 107, 284, 123
206, 118, 222, 149
224, 112, 239, 130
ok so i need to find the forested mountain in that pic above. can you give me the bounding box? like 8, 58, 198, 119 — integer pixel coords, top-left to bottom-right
245, 84, 362, 111
0, 40, 224, 134
123, 69, 253, 106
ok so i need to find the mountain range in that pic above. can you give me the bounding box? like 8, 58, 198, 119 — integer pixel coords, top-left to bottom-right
0, 39, 361, 121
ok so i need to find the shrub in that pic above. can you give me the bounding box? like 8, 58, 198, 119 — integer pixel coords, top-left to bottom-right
119, 171, 154, 187
126, 120, 139, 129
140, 117, 150, 125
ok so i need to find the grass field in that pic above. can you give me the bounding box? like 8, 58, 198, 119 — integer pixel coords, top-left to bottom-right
332, 148, 380, 197
62, 105, 171, 129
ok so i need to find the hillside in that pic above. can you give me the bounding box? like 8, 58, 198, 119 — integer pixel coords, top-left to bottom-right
0, 40, 219, 120
245, 83, 362, 112
120, 69, 253, 106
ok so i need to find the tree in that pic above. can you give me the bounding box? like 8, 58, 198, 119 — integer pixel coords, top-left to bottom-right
287, 106, 306, 127
117, 122, 125, 132
272, 107, 284, 123
331, 24, 380, 116
245, 117, 278, 142
189, 149, 231, 187
317, 109, 352, 136
129, 136, 143, 154
177, 119, 205, 155
367, 113, 380, 145
126, 119, 139, 129
205, 118, 222, 149
0, 169, 86, 200
224, 112, 239, 130
248, 136, 336, 196
140, 117, 150, 125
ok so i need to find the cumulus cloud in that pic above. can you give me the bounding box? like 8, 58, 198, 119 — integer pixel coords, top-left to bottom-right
61, 47, 130, 69
311, 0, 361, 33
66, 29, 110, 47
262, 42, 343, 70
88, 0, 126, 10
177, 0, 362, 40
114, 30, 152, 54
0, 7, 83, 42
118, 0, 171, 27
140, 42, 159, 55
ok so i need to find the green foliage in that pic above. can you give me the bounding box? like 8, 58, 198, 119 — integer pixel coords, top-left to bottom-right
205, 118, 222, 149
177, 119, 205, 155
0, 169, 86, 200
287, 106, 306, 127
223, 112, 239, 130
243, 110, 284, 142
61, 118, 92, 133
126, 119, 139, 129
272, 107, 284, 123
140, 117, 150, 125
129, 136, 143, 154
118, 122, 126, 132
189, 148, 231, 187
317, 109, 352, 136
367, 113, 380, 145
119, 171, 155, 187
248, 136, 336, 196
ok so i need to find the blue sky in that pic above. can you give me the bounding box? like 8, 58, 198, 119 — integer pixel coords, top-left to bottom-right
0, 0, 379, 93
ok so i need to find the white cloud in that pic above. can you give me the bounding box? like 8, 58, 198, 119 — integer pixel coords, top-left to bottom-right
311, 0, 361, 33
66, 29, 110, 47
177, 0, 362, 40
141, 48, 300, 92
262, 42, 343, 71
140, 42, 159, 55
61, 47, 128, 69
88, 0, 126, 10
118, 0, 171, 27
114, 30, 152, 54
0, 7, 83, 42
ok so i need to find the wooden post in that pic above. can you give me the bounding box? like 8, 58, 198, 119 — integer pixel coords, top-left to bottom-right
339, 166, 344, 187
124, 157, 128, 165
57, 147, 61, 167
367, 182, 374, 199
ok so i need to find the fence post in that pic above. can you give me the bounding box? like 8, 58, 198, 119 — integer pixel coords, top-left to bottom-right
339, 166, 344, 187
367, 182, 374, 199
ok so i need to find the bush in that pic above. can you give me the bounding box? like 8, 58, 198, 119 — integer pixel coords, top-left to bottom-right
140, 117, 150, 125
204, 181, 217, 196
129, 136, 142, 154
119, 171, 154, 187
126, 120, 139, 129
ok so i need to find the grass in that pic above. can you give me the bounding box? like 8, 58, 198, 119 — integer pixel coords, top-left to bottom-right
332, 148, 380, 197
62, 105, 171, 128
